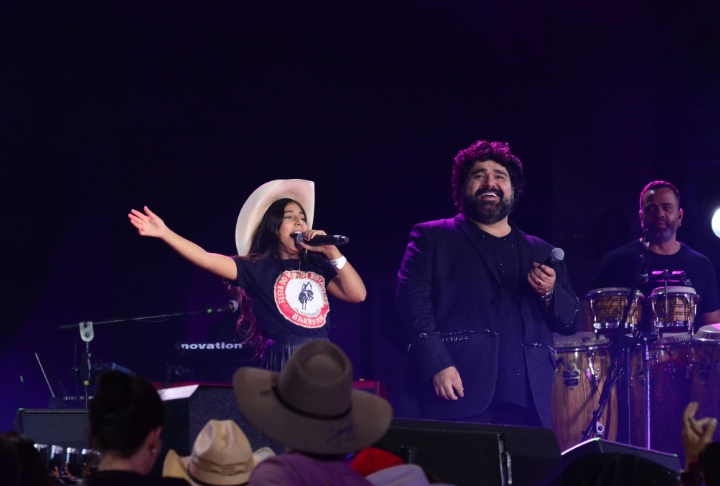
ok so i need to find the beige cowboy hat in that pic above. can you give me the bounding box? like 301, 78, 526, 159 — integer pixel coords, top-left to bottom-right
233, 341, 393, 455
162, 419, 274, 486
235, 179, 315, 256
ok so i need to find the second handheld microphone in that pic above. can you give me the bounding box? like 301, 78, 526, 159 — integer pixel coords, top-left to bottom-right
541, 247, 565, 268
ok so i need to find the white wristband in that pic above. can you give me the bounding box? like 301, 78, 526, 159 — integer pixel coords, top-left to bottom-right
329, 255, 347, 270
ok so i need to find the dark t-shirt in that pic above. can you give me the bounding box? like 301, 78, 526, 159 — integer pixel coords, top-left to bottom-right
470, 226, 529, 409
86, 471, 189, 486
232, 256, 338, 339
589, 240, 720, 327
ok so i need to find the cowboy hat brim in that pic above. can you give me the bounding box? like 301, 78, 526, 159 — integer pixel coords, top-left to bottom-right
163, 448, 265, 486
233, 367, 393, 455
235, 180, 315, 256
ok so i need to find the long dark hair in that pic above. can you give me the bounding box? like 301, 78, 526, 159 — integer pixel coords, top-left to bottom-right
89, 371, 165, 457
244, 197, 309, 264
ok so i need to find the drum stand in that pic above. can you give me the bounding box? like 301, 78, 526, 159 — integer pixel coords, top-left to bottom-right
583, 233, 652, 445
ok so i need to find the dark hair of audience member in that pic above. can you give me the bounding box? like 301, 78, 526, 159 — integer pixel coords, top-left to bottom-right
0, 433, 22, 486
703, 442, 720, 486
0, 431, 51, 486
89, 371, 165, 457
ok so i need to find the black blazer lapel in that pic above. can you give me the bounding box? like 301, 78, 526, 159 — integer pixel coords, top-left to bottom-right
454, 214, 501, 287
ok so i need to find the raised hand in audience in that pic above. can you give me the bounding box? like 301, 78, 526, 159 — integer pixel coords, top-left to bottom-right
681, 401, 717, 483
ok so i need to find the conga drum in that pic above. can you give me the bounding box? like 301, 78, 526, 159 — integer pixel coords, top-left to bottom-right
648, 286, 698, 334
691, 325, 720, 425
551, 333, 618, 451
630, 333, 692, 455
586, 288, 644, 334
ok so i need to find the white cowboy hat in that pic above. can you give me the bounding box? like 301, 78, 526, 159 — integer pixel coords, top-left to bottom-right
235, 179, 315, 256
162, 420, 274, 486
233, 341, 393, 455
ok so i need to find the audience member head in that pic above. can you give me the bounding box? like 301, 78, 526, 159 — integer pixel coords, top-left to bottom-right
233, 341, 393, 455
89, 371, 165, 475
0, 434, 22, 486
702, 442, 720, 486
163, 420, 271, 486
0, 432, 50, 486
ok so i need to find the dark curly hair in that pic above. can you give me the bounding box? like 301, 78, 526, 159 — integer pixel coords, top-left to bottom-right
451, 140, 524, 211
639, 180, 681, 210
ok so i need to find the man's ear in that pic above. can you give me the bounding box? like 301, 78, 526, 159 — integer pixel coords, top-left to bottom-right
679, 208, 683, 226
639, 209, 644, 229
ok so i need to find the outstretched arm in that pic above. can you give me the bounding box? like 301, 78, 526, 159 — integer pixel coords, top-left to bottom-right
128, 206, 237, 282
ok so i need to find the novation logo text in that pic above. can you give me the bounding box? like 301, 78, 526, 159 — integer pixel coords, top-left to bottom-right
178, 342, 243, 350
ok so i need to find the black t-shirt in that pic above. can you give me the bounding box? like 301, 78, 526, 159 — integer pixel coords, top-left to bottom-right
232, 256, 338, 339
86, 471, 189, 486
471, 226, 529, 409
589, 240, 720, 323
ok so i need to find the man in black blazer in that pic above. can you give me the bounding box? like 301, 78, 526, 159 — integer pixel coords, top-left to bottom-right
396, 140, 582, 426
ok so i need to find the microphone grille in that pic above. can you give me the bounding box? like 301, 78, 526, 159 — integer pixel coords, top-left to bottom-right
551, 247, 565, 262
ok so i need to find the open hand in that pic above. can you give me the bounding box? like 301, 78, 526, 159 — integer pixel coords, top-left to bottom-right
128, 206, 167, 238
433, 366, 464, 401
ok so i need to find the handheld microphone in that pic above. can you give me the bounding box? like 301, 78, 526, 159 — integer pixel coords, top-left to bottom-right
541, 248, 565, 268
295, 234, 350, 246
208, 300, 239, 314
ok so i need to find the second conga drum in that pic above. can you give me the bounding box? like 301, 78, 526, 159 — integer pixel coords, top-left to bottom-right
630, 333, 692, 455
691, 325, 720, 423
551, 333, 618, 451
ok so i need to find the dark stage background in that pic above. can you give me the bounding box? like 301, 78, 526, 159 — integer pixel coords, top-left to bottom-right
2, 1, 720, 432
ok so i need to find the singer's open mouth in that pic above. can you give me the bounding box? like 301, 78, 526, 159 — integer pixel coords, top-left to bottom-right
479, 191, 501, 201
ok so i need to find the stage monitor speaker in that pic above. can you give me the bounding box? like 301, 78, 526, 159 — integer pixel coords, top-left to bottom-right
538, 438, 682, 486
374, 419, 560, 486
14, 409, 90, 450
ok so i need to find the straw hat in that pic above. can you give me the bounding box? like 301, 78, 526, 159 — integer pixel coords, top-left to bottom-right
235, 179, 315, 256
233, 341, 393, 455
162, 420, 273, 486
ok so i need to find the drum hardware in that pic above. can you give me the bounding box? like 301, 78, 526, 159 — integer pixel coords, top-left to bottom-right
583, 231, 651, 445
585, 367, 600, 391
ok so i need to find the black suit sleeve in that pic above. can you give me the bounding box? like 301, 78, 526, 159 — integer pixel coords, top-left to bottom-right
546, 258, 582, 334
396, 223, 455, 381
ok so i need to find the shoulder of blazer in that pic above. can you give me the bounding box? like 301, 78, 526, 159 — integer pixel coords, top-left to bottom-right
416, 216, 460, 234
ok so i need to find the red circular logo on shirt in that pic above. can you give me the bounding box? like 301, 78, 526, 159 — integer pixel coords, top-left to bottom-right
274, 270, 330, 328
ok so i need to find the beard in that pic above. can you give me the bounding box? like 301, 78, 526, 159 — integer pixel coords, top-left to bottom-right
462, 188, 514, 225
646, 219, 679, 244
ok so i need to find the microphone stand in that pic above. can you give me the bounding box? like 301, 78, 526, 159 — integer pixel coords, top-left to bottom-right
583, 233, 650, 444
59, 303, 238, 409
